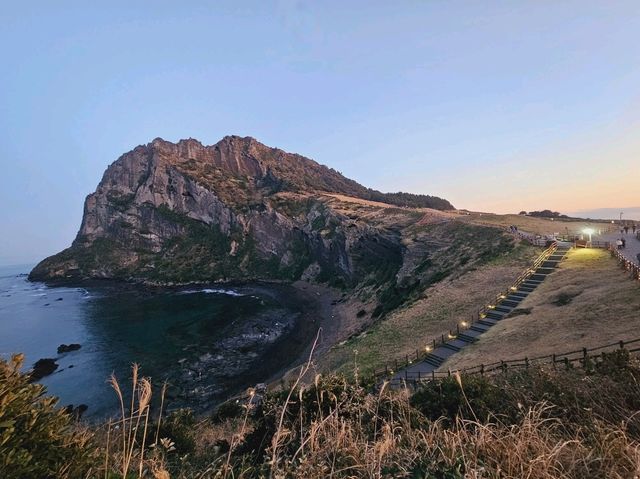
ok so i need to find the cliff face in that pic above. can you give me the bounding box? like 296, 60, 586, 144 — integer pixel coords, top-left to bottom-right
29, 136, 516, 316
29, 137, 435, 285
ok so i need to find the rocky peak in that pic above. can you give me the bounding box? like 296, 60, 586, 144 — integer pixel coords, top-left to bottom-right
29, 136, 456, 288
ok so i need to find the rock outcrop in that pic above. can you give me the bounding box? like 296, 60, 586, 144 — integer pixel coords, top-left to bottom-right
30, 136, 515, 316
29, 136, 452, 287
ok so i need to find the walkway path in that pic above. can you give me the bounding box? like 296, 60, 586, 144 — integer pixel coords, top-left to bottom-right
594, 231, 640, 266
390, 243, 572, 383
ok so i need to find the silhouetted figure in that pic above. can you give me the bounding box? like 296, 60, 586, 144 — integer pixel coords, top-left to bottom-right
616, 239, 623, 250
633, 224, 637, 234
624, 226, 629, 234
621, 238, 626, 248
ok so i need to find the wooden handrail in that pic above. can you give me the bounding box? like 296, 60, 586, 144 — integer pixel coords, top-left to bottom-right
383, 336, 640, 387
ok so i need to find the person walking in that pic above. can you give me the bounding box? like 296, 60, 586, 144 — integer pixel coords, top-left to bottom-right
624, 225, 629, 234
617, 239, 623, 250
633, 224, 637, 234
622, 237, 626, 249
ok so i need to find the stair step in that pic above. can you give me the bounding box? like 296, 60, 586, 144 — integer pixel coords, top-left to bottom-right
471, 323, 492, 332
447, 338, 469, 350
535, 267, 555, 275
486, 310, 506, 320
494, 305, 512, 313
506, 295, 525, 303
510, 291, 528, 298
442, 343, 460, 352
542, 260, 559, 268
458, 333, 477, 343
501, 299, 520, 308
459, 329, 483, 341
529, 273, 547, 281
478, 318, 498, 327
423, 355, 444, 367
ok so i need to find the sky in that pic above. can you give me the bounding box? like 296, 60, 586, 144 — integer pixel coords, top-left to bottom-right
1, 1, 639, 265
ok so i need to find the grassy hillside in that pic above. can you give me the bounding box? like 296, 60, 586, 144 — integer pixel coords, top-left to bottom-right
320, 241, 538, 377
441, 248, 640, 371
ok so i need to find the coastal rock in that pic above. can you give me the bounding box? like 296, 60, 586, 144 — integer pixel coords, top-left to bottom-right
29, 136, 452, 287
30, 358, 58, 381
57, 343, 82, 354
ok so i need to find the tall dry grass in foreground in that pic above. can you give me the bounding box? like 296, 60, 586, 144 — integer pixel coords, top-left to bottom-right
93, 351, 640, 478
100, 363, 175, 479
5, 349, 638, 477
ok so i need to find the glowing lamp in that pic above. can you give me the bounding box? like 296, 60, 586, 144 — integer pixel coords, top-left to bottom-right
582, 228, 594, 242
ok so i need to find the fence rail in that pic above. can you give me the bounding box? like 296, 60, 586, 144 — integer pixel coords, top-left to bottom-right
610, 246, 640, 281
385, 337, 640, 388
372, 242, 560, 380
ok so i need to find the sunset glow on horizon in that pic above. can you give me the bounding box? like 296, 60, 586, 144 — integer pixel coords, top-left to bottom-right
1, 1, 639, 263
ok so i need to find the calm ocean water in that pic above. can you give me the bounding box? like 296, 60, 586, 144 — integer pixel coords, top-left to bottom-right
0, 264, 310, 419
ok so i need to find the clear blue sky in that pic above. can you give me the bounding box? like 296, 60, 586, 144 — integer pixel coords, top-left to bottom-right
1, 1, 639, 265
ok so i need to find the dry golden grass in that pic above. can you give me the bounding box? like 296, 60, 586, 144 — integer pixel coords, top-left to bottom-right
460, 212, 615, 236
322, 193, 457, 217
442, 248, 640, 371
320, 243, 539, 376
225, 368, 640, 479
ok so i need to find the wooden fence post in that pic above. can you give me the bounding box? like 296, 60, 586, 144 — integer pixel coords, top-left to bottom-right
620, 340, 625, 350
480, 364, 484, 376
552, 354, 556, 369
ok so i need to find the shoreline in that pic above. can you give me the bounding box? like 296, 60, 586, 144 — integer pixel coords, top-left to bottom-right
15, 275, 361, 418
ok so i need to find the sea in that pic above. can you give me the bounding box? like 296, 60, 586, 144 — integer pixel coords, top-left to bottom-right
0, 264, 314, 419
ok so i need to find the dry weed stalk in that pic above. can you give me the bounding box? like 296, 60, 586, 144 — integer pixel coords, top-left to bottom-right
269, 328, 322, 471
106, 365, 168, 479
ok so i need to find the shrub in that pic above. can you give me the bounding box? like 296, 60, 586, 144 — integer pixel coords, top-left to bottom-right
410, 373, 511, 424
0, 354, 96, 478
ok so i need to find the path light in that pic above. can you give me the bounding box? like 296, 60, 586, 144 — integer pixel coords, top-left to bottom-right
583, 228, 594, 242
510, 286, 517, 291
461, 321, 468, 327
425, 345, 432, 352
499, 294, 506, 299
